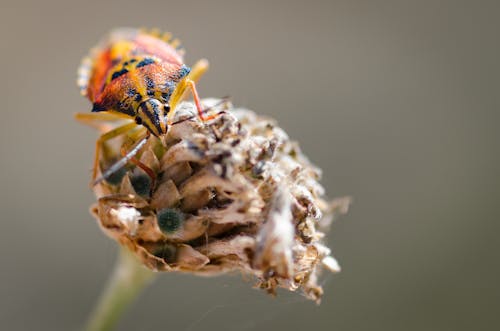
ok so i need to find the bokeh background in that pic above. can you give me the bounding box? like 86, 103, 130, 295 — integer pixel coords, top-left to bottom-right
1, 0, 499, 330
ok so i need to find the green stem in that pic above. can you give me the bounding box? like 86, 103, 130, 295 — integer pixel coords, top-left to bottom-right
84, 247, 157, 331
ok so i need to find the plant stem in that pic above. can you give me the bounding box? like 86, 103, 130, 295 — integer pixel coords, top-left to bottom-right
84, 247, 156, 331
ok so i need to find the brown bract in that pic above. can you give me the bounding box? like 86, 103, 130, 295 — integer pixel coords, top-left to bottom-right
89, 99, 349, 302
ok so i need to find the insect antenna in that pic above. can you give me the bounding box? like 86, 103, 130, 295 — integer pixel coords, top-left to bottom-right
94, 97, 231, 186
94, 134, 150, 185
120, 138, 157, 195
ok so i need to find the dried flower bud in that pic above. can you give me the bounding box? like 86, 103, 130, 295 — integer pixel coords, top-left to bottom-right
89, 99, 349, 302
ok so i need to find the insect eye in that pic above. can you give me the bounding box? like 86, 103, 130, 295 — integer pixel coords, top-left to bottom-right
164, 105, 170, 113
135, 117, 142, 125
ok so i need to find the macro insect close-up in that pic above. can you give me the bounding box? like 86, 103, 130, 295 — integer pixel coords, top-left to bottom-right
75, 27, 348, 330
1, 1, 499, 331
76, 28, 212, 185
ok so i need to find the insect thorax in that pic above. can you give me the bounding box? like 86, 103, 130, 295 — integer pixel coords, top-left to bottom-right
92, 56, 191, 124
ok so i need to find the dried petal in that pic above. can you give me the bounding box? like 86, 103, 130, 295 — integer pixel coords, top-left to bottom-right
88, 99, 348, 301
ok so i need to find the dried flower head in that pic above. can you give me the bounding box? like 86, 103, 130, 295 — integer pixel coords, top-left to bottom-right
90, 99, 349, 302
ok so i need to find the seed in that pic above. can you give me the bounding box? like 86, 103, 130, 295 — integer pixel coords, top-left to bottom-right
157, 208, 184, 234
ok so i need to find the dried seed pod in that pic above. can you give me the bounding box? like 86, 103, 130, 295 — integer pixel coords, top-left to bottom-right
90, 99, 349, 302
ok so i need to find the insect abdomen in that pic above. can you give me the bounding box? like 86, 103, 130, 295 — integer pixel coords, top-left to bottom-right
79, 28, 188, 115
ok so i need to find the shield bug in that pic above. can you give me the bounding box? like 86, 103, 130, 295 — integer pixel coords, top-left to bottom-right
76, 28, 215, 185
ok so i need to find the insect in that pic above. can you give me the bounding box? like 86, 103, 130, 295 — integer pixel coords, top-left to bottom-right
76, 28, 214, 186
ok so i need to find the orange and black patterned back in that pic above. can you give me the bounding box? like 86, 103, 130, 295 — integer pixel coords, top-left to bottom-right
78, 28, 190, 116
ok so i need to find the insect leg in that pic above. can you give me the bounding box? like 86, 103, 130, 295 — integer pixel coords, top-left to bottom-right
75, 111, 132, 132
170, 97, 232, 126
186, 79, 205, 120
186, 59, 209, 84
170, 78, 209, 121
95, 133, 150, 186
120, 132, 157, 192
92, 122, 138, 185
169, 59, 209, 120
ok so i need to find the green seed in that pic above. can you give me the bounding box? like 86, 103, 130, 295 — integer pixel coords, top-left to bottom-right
157, 208, 184, 234
104, 166, 127, 186
131, 173, 151, 197
153, 243, 177, 263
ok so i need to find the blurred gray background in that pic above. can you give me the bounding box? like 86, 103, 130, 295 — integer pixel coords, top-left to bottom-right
1, 0, 499, 330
